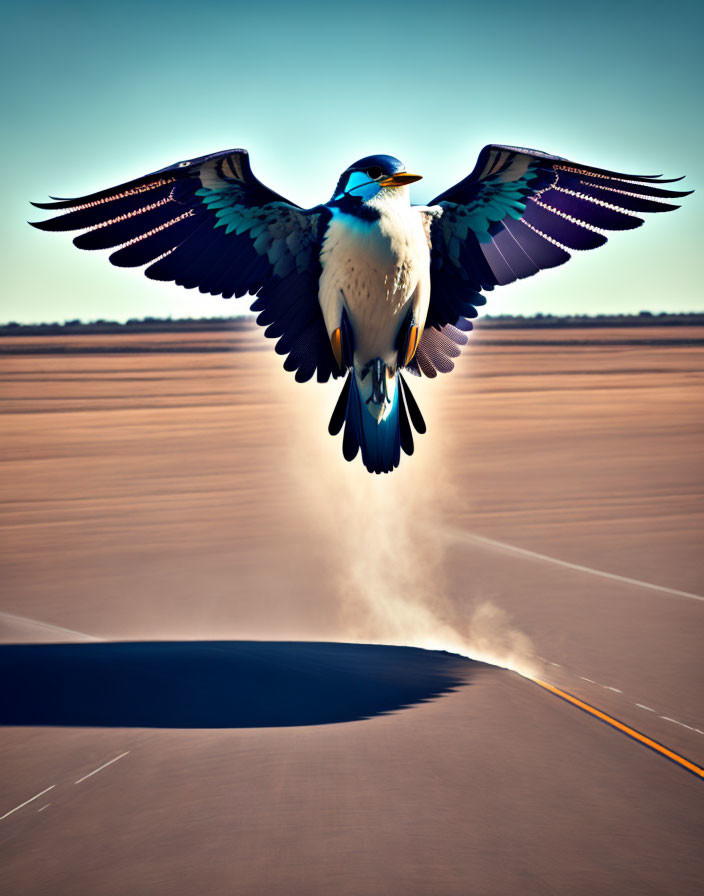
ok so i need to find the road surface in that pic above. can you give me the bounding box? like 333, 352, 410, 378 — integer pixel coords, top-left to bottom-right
1, 324, 702, 894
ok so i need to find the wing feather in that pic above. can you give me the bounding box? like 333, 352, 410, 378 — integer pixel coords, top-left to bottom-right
414, 143, 690, 377
31, 148, 339, 382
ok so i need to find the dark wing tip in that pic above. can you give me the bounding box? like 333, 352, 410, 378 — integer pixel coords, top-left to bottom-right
28, 218, 57, 231
31, 198, 78, 210
641, 174, 687, 184
30, 197, 86, 210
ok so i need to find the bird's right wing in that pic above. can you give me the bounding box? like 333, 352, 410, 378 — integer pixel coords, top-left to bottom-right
31, 148, 339, 383
409, 144, 690, 377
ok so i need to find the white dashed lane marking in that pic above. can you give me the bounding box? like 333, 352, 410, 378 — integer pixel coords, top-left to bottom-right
543, 665, 703, 736
75, 751, 130, 785
2, 750, 132, 823
0, 613, 131, 824
661, 717, 699, 733
537, 660, 702, 739
531, 679, 704, 779
1, 785, 55, 821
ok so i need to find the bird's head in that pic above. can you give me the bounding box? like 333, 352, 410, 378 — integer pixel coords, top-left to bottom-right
331, 155, 422, 209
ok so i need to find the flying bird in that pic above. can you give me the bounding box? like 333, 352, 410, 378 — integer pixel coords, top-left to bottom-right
31, 145, 690, 473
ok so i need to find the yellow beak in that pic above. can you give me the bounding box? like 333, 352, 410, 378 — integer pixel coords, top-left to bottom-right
378, 172, 423, 188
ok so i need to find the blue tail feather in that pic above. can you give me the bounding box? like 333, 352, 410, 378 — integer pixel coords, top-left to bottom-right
357, 377, 401, 474
330, 372, 423, 474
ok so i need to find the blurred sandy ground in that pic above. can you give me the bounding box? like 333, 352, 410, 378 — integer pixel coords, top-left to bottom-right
1, 324, 702, 650
2, 323, 704, 896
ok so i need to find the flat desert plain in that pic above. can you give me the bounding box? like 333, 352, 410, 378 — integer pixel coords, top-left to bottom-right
1, 323, 703, 895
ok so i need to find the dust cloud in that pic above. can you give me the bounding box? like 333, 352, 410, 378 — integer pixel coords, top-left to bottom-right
277, 361, 538, 679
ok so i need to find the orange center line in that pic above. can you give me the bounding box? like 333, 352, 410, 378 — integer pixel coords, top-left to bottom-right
531, 678, 704, 780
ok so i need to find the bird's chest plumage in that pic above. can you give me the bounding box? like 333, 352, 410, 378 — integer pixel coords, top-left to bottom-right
318, 205, 430, 363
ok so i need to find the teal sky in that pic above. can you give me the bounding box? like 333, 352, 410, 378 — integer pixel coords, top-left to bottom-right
2, 0, 701, 323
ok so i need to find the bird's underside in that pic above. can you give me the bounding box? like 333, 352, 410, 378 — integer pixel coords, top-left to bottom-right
31, 144, 691, 473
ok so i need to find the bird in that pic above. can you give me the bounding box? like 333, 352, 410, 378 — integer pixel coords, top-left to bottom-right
31, 144, 691, 473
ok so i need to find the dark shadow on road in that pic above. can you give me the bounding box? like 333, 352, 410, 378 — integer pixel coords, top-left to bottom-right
0, 641, 485, 728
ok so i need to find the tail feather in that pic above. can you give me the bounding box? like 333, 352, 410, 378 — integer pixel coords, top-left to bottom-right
398, 384, 415, 457
342, 378, 362, 462
329, 371, 425, 473
399, 374, 426, 434
328, 374, 351, 436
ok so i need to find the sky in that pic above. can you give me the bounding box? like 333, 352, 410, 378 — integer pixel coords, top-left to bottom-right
2, 0, 702, 323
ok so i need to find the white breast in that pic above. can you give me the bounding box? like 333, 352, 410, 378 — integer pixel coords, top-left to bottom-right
318, 203, 430, 366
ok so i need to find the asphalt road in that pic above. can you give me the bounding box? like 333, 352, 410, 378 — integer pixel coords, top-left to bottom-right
1, 326, 702, 894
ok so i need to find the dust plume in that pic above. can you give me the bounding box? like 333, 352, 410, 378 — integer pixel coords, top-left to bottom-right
278, 362, 538, 678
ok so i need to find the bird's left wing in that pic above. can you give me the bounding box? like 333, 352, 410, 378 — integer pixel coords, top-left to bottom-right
31, 148, 339, 383
410, 144, 690, 377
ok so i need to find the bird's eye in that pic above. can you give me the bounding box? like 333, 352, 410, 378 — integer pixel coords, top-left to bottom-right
366, 166, 383, 180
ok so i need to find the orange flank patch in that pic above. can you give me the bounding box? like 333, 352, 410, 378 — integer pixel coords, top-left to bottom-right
331, 327, 342, 368
404, 325, 419, 366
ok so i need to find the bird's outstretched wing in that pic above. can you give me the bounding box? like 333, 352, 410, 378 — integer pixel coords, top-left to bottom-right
31, 148, 338, 383
410, 144, 690, 377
